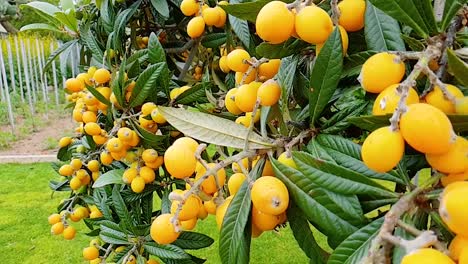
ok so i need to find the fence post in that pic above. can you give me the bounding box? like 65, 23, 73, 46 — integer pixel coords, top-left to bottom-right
35, 38, 49, 119
26, 38, 37, 103
6, 37, 16, 94
20, 38, 36, 130
0, 46, 16, 134
50, 41, 60, 106
40, 40, 49, 102
14, 35, 25, 103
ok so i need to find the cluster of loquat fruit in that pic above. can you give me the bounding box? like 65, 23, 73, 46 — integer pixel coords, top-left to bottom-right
180, 0, 227, 39
48, 204, 103, 240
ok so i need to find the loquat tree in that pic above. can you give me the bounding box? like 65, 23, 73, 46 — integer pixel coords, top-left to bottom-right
24, 0, 468, 263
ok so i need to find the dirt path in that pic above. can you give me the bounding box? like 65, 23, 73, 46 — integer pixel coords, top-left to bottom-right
0, 115, 75, 163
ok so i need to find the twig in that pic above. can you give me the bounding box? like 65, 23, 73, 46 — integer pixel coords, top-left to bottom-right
284, 129, 313, 157
194, 144, 225, 199
100, 244, 113, 263
330, 0, 340, 25
240, 58, 269, 85
121, 245, 137, 264
436, 16, 463, 80
389, 51, 424, 61
178, 40, 199, 81
165, 40, 195, 54
396, 220, 449, 254
422, 66, 457, 104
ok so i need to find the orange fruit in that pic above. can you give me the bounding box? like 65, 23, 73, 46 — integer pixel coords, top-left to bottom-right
187, 16, 205, 38
83, 246, 99, 260
226, 49, 250, 73
258, 80, 281, 106
93, 68, 111, 84
426, 136, 468, 174
258, 59, 281, 79
338, 0, 366, 32
372, 84, 419, 115
401, 248, 455, 264
251, 176, 289, 215
360, 53, 406, 93
256, 1, 295, 44
252, 206, 280, 231
235, 82, 261, 112
425, 84, 464, 114
295, 6, 333, 44
227, 173, 247, 195
150, 214, 180, 244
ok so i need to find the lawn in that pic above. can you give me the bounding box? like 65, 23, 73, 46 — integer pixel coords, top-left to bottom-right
0, 163, 321, 263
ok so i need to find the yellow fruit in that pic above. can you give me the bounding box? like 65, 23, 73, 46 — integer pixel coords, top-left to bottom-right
455, 97, 468, 114
235, 82, 261, 112
180, 0, 199, 16
70, 158, 82, 171
51, 222, 65, 235
252, 222, 263, 238
96, 86, 112, 100
181, 217, 198, 230
225, 88, 243, 115
232, 157, 250, 172
372, 84, 419, 115
441, 171, 468, 187
235, 116, 249, 128
106, 138, 124, 153
65, 78, 84, 92
146, 156, 164, 169
197, 203, 208, 219
173, 137, 199, 153
147, 260, 159, 264
70, 177, 82, 190
82, 111, 97, 124
401, 248, 455, 264
227, 49, 250, 73
426, 136, 468, 174
140, 166, 156, 183
361, 126, 405, 173
235, 69, 257, 85
142, 149, 158, 163
425, 84, 464, 114
400, 103, 454, 154
278, 152, 297, 169
63, 226, 76, 240
59, 164, 74, 177
170, 88, 181, 100
151, 108, 167, 124
123, 168, 138, 184
216, 196, 233, 229
258, 80, 281, 106
83, 246, 100, 261
187, 16, 205, 38
449, 235, 468, 261
262, 159, 274, 176
338, 0, 366, 32
59, 137, 72, 148
204, 200, 217, 215
219, 56, 230, 73
142, 102, 157, 116
252, 206, 280, 231
360, 52, 406, 93
164, 145, 197, 179
170, 192, 201, 221
202, 7, 220, 26
258, 59, 281, 79
214, 6, 227, 28
131, 176, 146, 193
93, 68, 111, 84
251, 176, 289, 215
228, 173, 246, 195
48, 213, 61, 225
316, 25, 349, 56
84, 122, 102, 136
88, 160, 100, 172
295, 6, 333, 44
100, 151, 114, 165
256, 1, 294, 44
93, 135, 108, 145
245, 111, 261, 123
196, 163, 227, 194
150, 214, 180, 244
87, 66, 97, 76
440, 182, 468, 236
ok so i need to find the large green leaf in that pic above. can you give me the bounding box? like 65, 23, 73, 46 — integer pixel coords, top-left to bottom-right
447, 48, 468, 86
129, 62, 165, 107
113, 1, 141, 50
20, 23, 61, 33
54, 10, 78, 32
219, 159, 264, 264
220, 0, 270, 23
150, 0, 169, 17
148, 32, 166, 64
364, 1, 405, 51
321, 102, 368, 134
255, 39, 308, 59
293, 152, 397, 198
87, 85, 111, 106
81, 24, 104, 61
327, 218, 384, 264
288, 204, 328, 264
172, 232, 214, 250
228, 2, 251, 50
112, 185, 132, 230
42, 39, 78, 74
158, 107, 274, 149
100, 220, 131, 244
348, 114, 468, 133
313, 134, 404, 184
277, 55, 298, 118
441, 0, 467, 30
271, 160, 358, 247
309, 28, 343, 125
368, 0, 429, 37
412, 0, 438, 34
174, 83, 208, 105
143, 242, 191, 260
93, 169, 125, 188
201, 33, 227, 48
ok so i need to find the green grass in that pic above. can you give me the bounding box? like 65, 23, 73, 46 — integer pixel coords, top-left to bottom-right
0, 163, 319, 263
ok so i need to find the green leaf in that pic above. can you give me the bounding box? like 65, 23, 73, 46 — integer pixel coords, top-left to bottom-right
288, 204, 328, 264
158, 107, 274, 149
271, 160, 358, 247
54, 10, 78, 32
99, 0, 115, 34
112, 185, 132, 230
100, 221, 131, 244
22, 1, 60, 16
309, 28, 343, 125
367, 0, 429, 37
327, 218, 384, 264
20, 23, 61, 33
277, 55, 298, 116
220, 0, 270, 22
313, 134, 404, 184
364, 1, 405, 51
256, 39, 307, 59
321, 102, 368, 134
360, 198, 398, 213
201, 33, 227, 48
93, 169, 124, 188
42, 40, 78, 74
342, 51, 377, 78
401, 35, 425, 51
81, 24, 104, 61
229, 14, 251, 49
148, 32, 166, 64
56, 146, 71, 162
349, 114, 468, 133
130, 120, 169, 153
441, 0, 467, 30
412, 0, 438, 34
114, 1, 141, 50
174, 83, 208, 104
87, 85, 111, 105
219, 159, 264, 264
150, 0, 169, 17
447, 48, 468, 86
129, 63, 165, 107
172, 232, 214, 250
293, 152, 398, 198
144, 242, 191, 260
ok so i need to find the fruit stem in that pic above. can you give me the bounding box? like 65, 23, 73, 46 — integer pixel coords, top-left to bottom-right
240, 57, 269, 85
284, 129, 313, 157
396, 220, 449, 254
421, 65, 457, 104
194, 144, 225, 198
121, 245, 137, 264
100, 244, 114, 263
330, 0, 340, 25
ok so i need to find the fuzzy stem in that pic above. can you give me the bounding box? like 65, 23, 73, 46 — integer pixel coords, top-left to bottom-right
330, 0, 340, 25
422, 65, 457, 104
